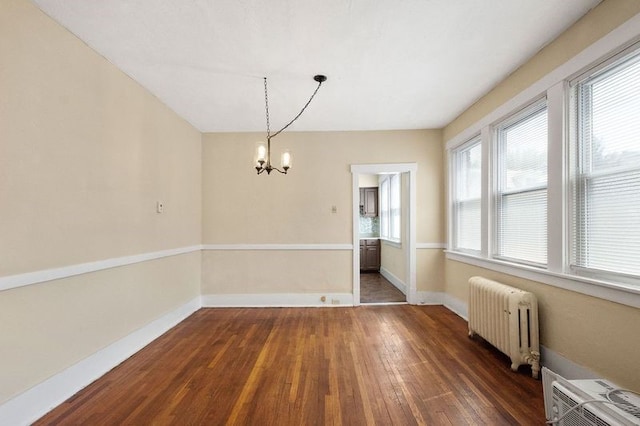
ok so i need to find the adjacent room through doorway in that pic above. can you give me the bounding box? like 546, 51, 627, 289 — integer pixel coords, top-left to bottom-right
357, 171, 409, 304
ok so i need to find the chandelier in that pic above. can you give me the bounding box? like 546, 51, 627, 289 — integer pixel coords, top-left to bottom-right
254, 74, 327, 174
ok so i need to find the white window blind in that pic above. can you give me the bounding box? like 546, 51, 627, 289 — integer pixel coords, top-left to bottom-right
452, 137, 482, 252
495, 100, 548, 265
571, 47, 640, 280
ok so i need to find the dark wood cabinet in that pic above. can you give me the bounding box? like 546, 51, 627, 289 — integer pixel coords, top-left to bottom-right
359, 187, 378, 217
359, 239, 380, 272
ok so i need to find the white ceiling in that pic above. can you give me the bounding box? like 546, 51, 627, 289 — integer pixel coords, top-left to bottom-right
32, 0, 600, 133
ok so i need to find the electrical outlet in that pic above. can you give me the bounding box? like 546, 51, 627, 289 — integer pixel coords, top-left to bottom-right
156, 201, 164, 214
331, 299, 340, 305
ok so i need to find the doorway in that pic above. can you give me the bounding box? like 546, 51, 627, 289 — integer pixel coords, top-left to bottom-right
350, 164, 417, 306
358, 172, 405, 304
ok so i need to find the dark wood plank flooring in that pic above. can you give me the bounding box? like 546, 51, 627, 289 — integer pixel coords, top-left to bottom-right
360, 272, 406, 303
36, 306, 545, 425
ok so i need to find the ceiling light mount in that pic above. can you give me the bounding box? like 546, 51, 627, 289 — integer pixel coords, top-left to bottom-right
254, 74, 327, 175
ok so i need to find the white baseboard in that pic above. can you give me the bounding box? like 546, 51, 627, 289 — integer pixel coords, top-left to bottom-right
443, 294, 468, 320
379, 267, 406, 294
414, 291, 444, 305
201, 292, 354, 307
539, 346, 599, 380
0, 297, 201, 426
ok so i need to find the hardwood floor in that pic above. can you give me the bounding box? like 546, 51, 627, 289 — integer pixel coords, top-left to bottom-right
360, 272, 406, 303
36, 306, 545, 425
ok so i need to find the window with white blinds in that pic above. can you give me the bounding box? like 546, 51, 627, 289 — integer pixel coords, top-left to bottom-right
452, 137, 482, 253
495, 99, 548, 265
446, 34, 640, 303
571, 47, 640, 280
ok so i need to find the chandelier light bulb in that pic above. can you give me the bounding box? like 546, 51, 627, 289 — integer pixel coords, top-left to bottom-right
256, 143, 266, 162
281, 150, 292, 170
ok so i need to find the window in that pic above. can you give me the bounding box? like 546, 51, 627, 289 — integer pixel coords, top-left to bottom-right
570, 47, 640, 281
380, 178, 389, 238
452, 137, 482, 253
390, 173, 401, 240
445, 32, 640, 306
380, 174, 401, 242
494, 99, 548, 266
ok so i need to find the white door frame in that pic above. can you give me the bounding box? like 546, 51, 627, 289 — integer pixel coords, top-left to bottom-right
351, 163, 417, 306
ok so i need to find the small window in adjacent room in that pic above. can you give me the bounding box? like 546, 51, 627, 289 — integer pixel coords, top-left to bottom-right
390, 173, 401, 241
570, 44, 640, 284
451, 136, 482, 253
380, 177, 389, 238
380, 174, 401, 242
494, 99, 548, 266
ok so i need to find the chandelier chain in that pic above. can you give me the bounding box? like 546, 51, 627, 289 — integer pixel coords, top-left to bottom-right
263, 77, 271, 140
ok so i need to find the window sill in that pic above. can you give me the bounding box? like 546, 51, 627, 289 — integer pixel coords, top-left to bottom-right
445, 250, 640, 309
381, 239, 402, 249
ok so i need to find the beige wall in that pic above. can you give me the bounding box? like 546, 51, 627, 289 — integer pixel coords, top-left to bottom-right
358, 173, 379, 188
0, 0, 202, 403
442, 0, 640, 390
417, 250, 445, 293
201, 130, 443, 294
1, 1, 202, 276
380, 243, 405, 284
202, 250, 351, 294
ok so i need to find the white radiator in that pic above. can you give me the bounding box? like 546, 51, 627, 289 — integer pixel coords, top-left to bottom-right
468, 276, 540, 379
